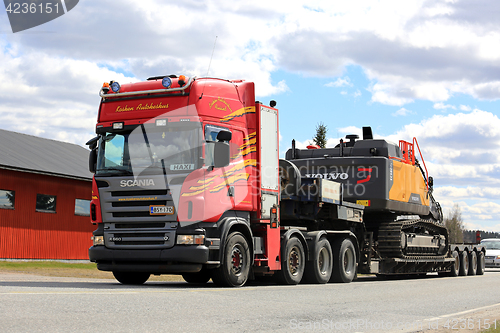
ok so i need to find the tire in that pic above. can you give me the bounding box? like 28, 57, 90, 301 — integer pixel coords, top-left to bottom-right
459, 251, 469, 276
182, 268, 211, 284
112, 271, 150, 285
211, 232, 250, 287
449, 250, 460, 277
276, 237, 306, 285
468, 251, 477, 276
476, 251, 485, 275
303, 237, 333, 284
331, 238, 357, 283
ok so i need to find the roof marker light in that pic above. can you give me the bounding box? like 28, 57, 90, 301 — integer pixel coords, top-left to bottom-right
156, 119, 167, 127
162, 77, 172, 88
113, 122, 124, 130
110, 81, 120, 93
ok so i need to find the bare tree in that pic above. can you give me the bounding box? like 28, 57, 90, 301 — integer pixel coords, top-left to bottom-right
444, 204, 465, 243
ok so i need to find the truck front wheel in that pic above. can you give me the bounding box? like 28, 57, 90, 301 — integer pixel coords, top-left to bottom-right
331, 238, 357, 283
112, 271, 150, 285
212, 232, 250, 287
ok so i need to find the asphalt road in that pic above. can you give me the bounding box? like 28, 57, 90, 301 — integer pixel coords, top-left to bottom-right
0, 269, 499, 333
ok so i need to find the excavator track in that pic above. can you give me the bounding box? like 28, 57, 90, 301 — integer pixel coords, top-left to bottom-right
377, 219, 448, 259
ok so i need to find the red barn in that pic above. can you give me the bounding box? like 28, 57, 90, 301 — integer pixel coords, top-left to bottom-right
0, 129, 93, 259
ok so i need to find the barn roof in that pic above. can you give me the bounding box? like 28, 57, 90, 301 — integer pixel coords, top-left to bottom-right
0, 129, 92, 181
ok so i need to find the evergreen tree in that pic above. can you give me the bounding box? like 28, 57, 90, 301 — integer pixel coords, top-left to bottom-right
312, 122, 328, 148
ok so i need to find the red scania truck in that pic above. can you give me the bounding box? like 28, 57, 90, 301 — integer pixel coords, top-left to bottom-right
87, 75, 484, 287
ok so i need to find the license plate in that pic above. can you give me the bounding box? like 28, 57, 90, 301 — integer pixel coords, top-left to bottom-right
485, 259, 494, 264
150, 205, 174, 215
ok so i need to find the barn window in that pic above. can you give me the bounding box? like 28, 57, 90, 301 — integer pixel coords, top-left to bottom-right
36, 194, 57, 212
75, 199, 91, 216
0, 189, 15, 209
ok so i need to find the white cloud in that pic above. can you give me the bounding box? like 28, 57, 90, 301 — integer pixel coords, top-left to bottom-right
392, 108, 415, 117
325, 77, 352, 88
434, 102, 456, 110
459, 105, 472, 111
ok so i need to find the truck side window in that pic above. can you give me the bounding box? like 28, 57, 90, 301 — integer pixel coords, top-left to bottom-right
205, 125, 231, 166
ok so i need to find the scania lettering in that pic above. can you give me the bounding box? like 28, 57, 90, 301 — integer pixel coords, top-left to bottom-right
120, 179, 155, 187
87, 75, 485, 287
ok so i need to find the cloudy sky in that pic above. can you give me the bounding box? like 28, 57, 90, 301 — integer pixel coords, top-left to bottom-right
1, 0, 500, 232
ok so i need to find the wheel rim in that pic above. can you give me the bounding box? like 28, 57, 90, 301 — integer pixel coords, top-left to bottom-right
344, 247, 354, 274
318, 247, 329, 275
231, 245, 244, 276
289, 246, 301, 276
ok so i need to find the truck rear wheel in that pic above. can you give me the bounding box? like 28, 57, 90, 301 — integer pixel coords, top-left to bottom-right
182, 268, 211, 284
212, 232, 250, 287
476, 251, 485, 275
449, 250, 460, 277
304, 237, 333, 284
459, 251, 469, 276
331, 238, 357, 283
276, 237, 305, 285
468, 251, 477, 276
112, 271, 150, 285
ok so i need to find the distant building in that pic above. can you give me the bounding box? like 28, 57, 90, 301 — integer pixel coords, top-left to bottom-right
0, 129, 94, 259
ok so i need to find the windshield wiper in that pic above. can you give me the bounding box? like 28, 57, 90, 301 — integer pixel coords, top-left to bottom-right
97, 168, 133, 175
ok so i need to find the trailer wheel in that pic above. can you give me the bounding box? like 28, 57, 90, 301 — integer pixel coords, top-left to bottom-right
182, 268, 211, 284
459, 251, 469, 276
304, 237, 333, 284
276, 237, 305, 285
212, 232, 250, 287
476, 251, 485, 275
449, 250, 460, 277
112, 271, 150, 285
468, 251, 477, 276
331, 238, 357, 283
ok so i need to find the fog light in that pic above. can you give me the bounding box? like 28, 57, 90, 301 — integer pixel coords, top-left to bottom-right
92, 235, 104, 246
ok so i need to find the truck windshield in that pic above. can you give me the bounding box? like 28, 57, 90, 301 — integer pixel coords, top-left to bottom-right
96, 123, 203, 176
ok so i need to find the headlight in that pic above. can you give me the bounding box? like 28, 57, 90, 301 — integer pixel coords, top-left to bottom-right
177, 234, 205, 245
92, 236, 104, 246
496, 255, 500, 260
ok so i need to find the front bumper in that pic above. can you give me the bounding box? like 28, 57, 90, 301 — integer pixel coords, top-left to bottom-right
485, 260, 500, 268
89, 245, 209, 273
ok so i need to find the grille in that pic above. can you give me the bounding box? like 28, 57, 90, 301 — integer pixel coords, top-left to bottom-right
102, 188, 175, 222
105, 226, 175, 249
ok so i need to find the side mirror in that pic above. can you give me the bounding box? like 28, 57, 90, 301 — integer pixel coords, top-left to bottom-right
428, 176, 434, 187
86, 136, 99, 173
89, 149, 97, 173
213, 142, 230, 168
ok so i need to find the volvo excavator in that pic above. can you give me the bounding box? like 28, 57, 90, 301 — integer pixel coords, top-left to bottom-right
282, 127, 471, 275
